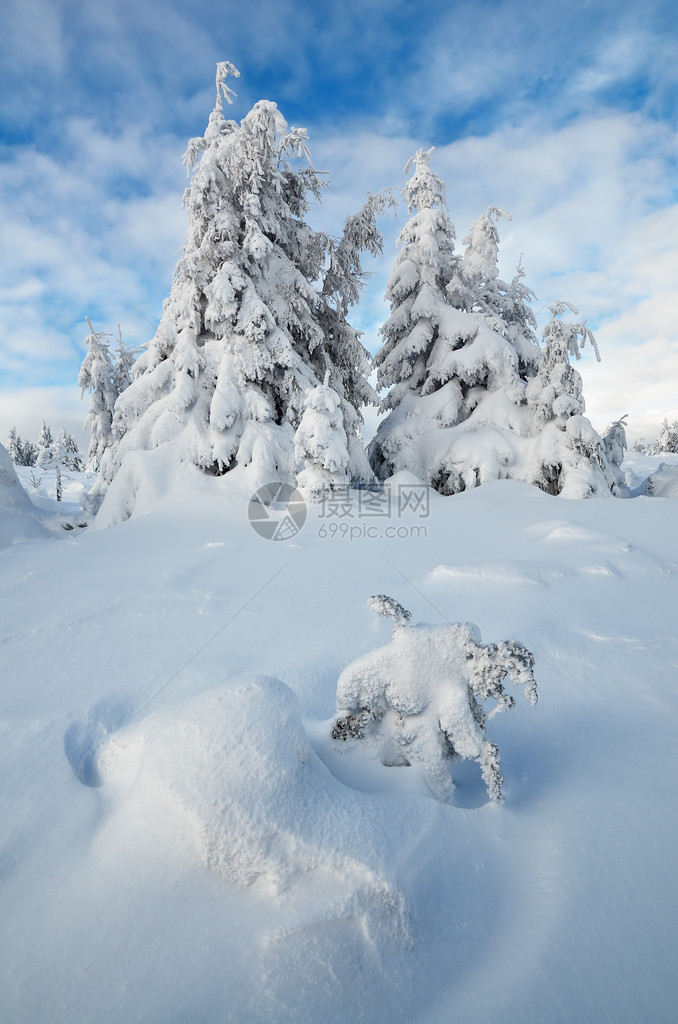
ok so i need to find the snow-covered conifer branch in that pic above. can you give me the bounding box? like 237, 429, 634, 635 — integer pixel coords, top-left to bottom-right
545, 301, 600, 362
366, 594, 412, 627
215, 60, 240, 110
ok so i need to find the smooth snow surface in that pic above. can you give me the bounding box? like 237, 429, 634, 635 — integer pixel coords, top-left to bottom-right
1, 457, 677, 1023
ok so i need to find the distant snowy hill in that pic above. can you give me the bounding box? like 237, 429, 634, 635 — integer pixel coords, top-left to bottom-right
1, 460, 677, 1023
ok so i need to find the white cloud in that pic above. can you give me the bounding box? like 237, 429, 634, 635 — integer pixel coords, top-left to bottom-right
0, 118, 187, 389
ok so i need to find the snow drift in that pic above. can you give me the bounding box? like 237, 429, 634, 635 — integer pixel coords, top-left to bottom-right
97, 676, 409, 944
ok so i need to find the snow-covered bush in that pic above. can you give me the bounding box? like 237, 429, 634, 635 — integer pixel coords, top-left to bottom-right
332, 596, 538, 802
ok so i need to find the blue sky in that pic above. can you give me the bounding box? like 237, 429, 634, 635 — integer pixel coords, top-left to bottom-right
1, 0, 677, 446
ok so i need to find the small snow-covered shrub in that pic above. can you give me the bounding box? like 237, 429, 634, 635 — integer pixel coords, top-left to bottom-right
332, 596, 538, 802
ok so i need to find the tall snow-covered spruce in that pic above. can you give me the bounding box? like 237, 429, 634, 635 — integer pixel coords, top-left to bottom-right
98, 62, 381, 504
368, 149, 539, 493
369, 150, 623, 498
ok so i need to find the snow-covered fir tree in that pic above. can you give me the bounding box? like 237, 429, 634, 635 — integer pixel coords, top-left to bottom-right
294, 371, 350, 501
16, 435, 38, 467
526, 302, 622, 497
369, 150, 538, 493
98, 62, 381, 499
37, 421, 52, 453
7, 428, 22, 465
57, 428, 84, 471
35, 422, 56, 470
369, 150, 623, 498
79, 318, 118, 473
369, 148, 461, 423
21, 424, 82, 472
460, 208, 539, 375
652, 417, 678, 454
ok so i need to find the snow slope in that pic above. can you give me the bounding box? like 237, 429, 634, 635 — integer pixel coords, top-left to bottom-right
1, 460, 677, 1023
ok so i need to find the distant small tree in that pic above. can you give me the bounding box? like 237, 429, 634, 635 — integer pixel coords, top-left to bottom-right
7, 428, 22, 464
37, 421, 53, 451
20, 438, 38, 467
59, 429, 84, 471
36, 422, 56, 469
332, 596, 538, 803
55, 463, 62, 502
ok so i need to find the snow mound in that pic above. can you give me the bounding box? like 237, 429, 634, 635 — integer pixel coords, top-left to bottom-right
646, 462, 678, 498
94, 444, 241, 528
97, 677, 409, 942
